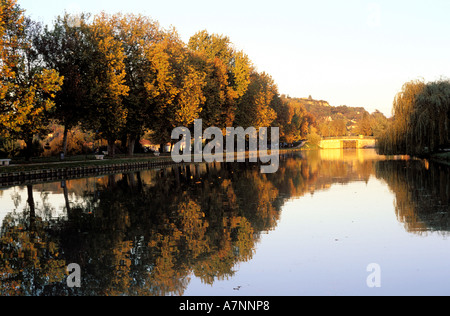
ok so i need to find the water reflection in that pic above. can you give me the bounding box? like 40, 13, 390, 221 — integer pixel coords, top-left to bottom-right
375, 159, 450, 235
0, 149, 448, 296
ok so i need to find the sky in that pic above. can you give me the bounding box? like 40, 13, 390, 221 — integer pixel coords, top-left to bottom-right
17, 0, 450, 117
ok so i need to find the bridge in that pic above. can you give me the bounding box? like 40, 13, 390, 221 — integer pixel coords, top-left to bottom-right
319, 136, 376, 149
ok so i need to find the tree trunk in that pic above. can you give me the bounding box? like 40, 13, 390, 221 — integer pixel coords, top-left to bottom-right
107, 138, 116, 158
62, 125, 69, 158
127, 135, 136, 157
25, 137, 34, 162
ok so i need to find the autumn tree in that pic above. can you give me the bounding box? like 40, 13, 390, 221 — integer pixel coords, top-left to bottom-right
271, 95, 294, 141
356, 112, 374, 136
84, 13, 129, 157
189, 51, 235, 130
115, 14, 166, 156
0, 0, 23, 122
34, 14, 93, 157
0, 1, 63, 160
145, 33, 206, 150
234, 71, 277, 129
38, 13, 166, 157
369, 110, 390, 138
319, 117, 348, 137
274, 96, 316, 143
188, 31, 251, 129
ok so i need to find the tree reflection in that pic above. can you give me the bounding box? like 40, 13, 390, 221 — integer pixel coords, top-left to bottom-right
0, 185, 67, 296
1, 150, 416, 296
375, 160, 450, 235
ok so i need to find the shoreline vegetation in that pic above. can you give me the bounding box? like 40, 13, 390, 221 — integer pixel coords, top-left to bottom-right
377, 80, 450, 160
1, 0, 389, 166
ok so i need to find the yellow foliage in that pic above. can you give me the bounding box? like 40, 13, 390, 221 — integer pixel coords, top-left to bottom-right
0, 0, 63, 138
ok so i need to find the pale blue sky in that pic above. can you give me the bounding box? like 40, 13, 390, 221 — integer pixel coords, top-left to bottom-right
18, 0, 450, 116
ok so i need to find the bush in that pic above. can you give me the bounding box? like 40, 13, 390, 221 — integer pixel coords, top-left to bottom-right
0, 138, 23, 158
42, 124, 95, 157
306, 129, 321, 149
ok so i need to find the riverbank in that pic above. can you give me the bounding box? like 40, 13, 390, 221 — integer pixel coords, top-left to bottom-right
1, 154, 175, 173
0, 148, 303, 186
0, 156, 176, 187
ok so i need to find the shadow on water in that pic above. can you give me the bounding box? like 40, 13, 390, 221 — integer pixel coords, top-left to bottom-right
0, 149, 448, 295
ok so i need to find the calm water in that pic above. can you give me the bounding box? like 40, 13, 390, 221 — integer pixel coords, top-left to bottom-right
0, 149, 449, 296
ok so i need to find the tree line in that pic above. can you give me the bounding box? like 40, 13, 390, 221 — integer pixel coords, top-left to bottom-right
377, 79, 450, 156
0, 0, 317, 160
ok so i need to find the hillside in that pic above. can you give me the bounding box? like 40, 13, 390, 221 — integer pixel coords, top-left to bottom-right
284, 96, 389, 137
296, 96, 368, 121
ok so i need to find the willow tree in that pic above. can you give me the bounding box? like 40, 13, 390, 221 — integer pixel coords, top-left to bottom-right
411, 80, 450, 154
378, 79, 450, 156
377, 80, 425, 155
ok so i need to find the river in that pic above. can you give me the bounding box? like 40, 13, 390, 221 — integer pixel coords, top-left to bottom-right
0, 149, 449, 296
